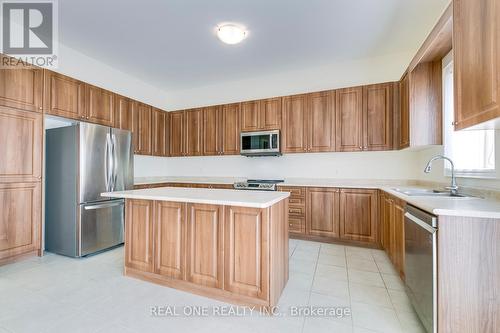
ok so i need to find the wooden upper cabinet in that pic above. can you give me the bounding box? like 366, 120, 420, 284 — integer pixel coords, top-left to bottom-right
134, 102, 152, 155
241, 98, 281, 132
241, 100, 260, 132
85, 85, 114, 126
186, 203, 223, 288
399, 73, 410, 149
224, 206, 269, 300
125, 199, 154, 272
202, 106, 220, 156
363, 83, 393, 151
282, 94, 308, 153
454, 0, 500, 130
306, 187, 339, 238
114, 95, 134, 131
0, 107, 42, 183
260, 98, 281, 130
152, 108, 169, 157
185, 108, 202, 156
0, 61, 43, 113
0, 182, 41, 260
336, 87, 363, 152
409, 62, 442, 146
155, 201, 185, 279
339, 189, 378, 244
169, 111, 185, 157
44, 71, 85, 120
308, 91, 335, 152
221, 103, 240, 155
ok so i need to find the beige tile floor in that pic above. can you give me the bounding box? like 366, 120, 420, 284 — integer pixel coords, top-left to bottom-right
0, 240, 425, 333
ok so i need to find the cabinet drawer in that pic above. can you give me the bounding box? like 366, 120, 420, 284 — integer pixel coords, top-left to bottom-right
289, 197, 305, 206
289, 205, 305, 216
279, 186, 305, 198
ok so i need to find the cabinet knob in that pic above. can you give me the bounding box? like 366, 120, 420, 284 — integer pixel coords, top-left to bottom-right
359, 146, 362, 149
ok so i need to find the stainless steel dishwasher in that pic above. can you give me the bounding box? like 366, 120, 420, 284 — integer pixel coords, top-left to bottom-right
404, 205, 437, 333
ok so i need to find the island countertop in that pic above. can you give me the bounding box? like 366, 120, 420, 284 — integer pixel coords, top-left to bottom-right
101, 187, 290, 208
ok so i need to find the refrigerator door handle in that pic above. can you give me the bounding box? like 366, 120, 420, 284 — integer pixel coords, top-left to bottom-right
105, 133, 113, 192
84, 200, 124, 210
112, 134, 118, 191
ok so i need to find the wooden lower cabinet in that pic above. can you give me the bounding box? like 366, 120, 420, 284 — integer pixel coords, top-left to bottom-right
281, 186, 379, 246
224, 206, 268, 299
124, 198, 288, 308
306, 188, 339, 238
339, 189, 378, 243
378, 191, 406, 278
155, 201, 185, 279
0, 182, 41, 263
125, 199, 154, 272
186, 203, 224, 288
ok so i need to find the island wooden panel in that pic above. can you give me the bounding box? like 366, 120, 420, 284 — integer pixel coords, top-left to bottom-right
186, 203, 223, 288
125, 199, 154, 272
123, 198, 289, 309
224, 206, 268, 299
155, 201, 185, 279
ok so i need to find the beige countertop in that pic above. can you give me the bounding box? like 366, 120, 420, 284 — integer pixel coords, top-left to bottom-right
102, 187, 290, 208
133, 176, 500, 219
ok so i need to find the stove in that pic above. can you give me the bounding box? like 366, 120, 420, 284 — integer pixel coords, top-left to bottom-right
233, 179, 284, 191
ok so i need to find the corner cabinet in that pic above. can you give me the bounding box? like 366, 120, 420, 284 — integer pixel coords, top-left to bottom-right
133, 102, 152, 155
152, 108, 169, 157
453, 0, 500, 130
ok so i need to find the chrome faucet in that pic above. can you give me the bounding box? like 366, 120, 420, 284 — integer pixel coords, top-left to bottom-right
424, 155, 459, 195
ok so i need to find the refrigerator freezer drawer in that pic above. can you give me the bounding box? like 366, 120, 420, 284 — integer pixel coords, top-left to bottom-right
80, 199, 124, 256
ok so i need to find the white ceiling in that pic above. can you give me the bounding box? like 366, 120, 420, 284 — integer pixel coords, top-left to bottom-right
59, 0, 449, 92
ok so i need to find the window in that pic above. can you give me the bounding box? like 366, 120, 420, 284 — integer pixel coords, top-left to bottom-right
442, 52, 496, 177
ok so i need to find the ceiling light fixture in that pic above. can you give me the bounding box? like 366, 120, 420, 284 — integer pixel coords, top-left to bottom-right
216, 23, 248, 45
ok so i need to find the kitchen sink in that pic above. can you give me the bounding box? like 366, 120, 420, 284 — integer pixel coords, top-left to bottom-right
391, 188, 474, 198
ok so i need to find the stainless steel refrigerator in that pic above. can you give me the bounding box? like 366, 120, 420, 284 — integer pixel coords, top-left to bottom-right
45, 122, 133, 257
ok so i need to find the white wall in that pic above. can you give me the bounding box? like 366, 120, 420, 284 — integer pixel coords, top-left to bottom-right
135, 150, 420, 180
164, 52, 412, 111
55, 43, 170, 110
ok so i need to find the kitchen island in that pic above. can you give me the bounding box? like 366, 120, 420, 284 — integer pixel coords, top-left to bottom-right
101, 187, 290, 309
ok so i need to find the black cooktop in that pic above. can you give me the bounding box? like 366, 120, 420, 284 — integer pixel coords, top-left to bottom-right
247, 179, 284, 184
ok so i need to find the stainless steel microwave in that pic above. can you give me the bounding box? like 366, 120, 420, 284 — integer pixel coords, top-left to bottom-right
240, 130, 281, 156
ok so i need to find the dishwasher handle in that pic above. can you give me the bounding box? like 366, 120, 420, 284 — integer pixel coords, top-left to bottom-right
405, 212, 437, 234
